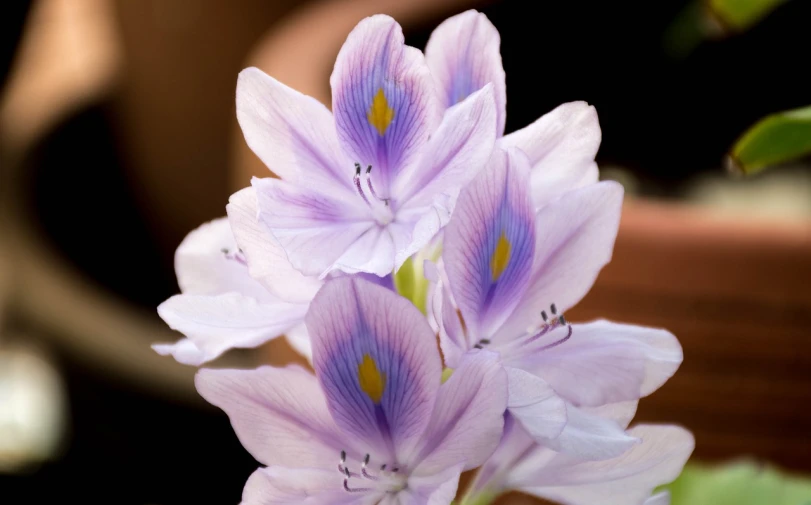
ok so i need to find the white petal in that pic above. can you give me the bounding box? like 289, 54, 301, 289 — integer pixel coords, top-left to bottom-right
174, 218, 268, 300
539, 402, 640, 461
500, 101, 601, 209
158, 292, 307, 364
505, 366, 567, 442
227, 187, 322, 304
151, 339, 207, 366
517, 320, 683, 407
514, 425, 694, 505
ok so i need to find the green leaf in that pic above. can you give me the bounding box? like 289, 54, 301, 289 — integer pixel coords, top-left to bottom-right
665, 461, 811, 505
708, 0, 786, 32
727, 105, 811, 176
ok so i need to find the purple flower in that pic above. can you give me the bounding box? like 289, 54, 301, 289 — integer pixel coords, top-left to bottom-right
238, 15, 498, 279
426, 10, 601, 209
196, 277, 508, 504
433, 147, 683, 459
464, 408, 693, 505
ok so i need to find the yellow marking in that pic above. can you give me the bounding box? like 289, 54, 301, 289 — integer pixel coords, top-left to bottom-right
358, 354, 386, 403
490, 231, 512, 282
367, 88, 395, 136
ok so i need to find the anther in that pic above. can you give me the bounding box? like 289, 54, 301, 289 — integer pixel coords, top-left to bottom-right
541, 310, 548, 322
550, 303, 557, 315
559, 315, 567, 325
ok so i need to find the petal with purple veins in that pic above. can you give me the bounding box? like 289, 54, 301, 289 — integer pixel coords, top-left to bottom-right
409, 351, 507, 474
331, 15, 439, 194
393, 84, 497, 211
495, 181, 624, 342
444, 147, 536, 341
252, 177, 375, 277
306, 277, 442, 463
236, 67, 354, 193
425, 10, 506, 135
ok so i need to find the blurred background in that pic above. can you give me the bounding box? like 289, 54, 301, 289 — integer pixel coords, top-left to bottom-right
0, 0, 809, 504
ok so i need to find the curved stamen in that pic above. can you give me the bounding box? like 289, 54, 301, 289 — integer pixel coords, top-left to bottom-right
221, 248, 248, 266
361, 454, 379, 480
338, 450, 403, 493
534, 324, 572, 351
354, 163, 371, 206
344, 479, 372, 493
364, 165, 389, 206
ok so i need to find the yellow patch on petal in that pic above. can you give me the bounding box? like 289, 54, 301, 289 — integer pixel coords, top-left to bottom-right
358, 354, 386, 404
490, 231, 512, 282
367, 88, 395, 136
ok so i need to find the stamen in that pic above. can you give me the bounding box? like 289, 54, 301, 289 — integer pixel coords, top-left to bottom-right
536, 324, 573, 351
337, 450, 403, 493
222, 248, 248, 266
344, 479, 372, 493
354, 163, 371, 206
338, 450, 358, 478
515, 303, 572, 349
361, 453, 379, 480
364, 165, 389, 206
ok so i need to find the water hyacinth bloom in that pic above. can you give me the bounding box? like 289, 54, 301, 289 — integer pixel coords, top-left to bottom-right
465, 407, 694, 505
197, 277, 508, 504
434, 147, 683, 459
154, 188, 321, 365
239, 15, 498, 279
426, 10, 600, 209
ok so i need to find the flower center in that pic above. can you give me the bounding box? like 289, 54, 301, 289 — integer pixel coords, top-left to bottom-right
353, 163, 395, 225
339, 450, 408, 494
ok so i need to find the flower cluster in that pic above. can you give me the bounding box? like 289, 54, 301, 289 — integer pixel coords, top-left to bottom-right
154, 10, 694, 505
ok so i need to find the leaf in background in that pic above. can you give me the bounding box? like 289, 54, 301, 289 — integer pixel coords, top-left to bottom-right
708, 0, 786, 33
726, 105, 811, 176
664, 0, 786, 57
665, 461, 811, 505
